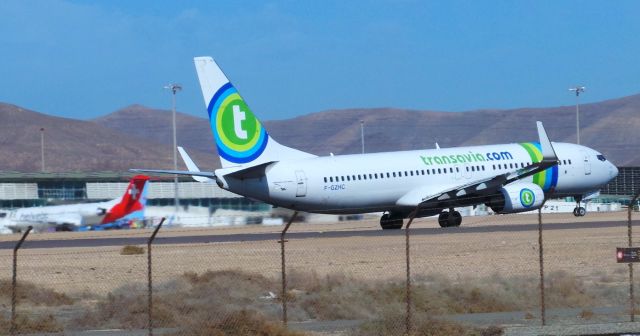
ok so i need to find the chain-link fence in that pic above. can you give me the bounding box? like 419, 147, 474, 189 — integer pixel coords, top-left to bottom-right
1, 199, 639, 335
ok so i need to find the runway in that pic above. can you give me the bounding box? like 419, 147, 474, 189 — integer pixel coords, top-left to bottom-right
0, 219, 634, 250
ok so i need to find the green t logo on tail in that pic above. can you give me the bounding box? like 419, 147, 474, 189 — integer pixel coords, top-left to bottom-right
209, 83, 269, 163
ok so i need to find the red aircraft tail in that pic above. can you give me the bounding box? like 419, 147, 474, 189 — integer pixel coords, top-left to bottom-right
101, 175, 150, 224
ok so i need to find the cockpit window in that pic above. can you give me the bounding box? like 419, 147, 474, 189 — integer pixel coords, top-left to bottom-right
0, 213, 6, 218
597, 154, 606, 162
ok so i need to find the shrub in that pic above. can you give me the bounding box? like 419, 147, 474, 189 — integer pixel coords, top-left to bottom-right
120, 245, 145, 255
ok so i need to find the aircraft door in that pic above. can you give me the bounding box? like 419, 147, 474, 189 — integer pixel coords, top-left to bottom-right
582, 151, 591, 175
295, 170, 307, 197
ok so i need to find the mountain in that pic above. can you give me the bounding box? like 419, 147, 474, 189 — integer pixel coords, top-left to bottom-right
0, 103, 218, 172
0, 92, 638, 173
94, 94, 640, 167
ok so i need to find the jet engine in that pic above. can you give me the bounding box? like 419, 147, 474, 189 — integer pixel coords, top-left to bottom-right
487, 182, 544, 214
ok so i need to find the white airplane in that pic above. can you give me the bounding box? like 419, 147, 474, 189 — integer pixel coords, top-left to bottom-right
133, 57, 618, 229
0, 175, 149, 233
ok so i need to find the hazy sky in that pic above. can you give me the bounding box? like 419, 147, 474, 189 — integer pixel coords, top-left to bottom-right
1, 1, 639, 120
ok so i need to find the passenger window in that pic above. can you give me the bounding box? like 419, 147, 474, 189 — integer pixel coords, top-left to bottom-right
569, 159, 572, 164
450, 167, 453, 173
369, 174, 372, 179
341, 176, 345, 182
330, 177, 333, 182
393, 172, 396, 177
426, 170, 430, 175
347, 176, 350, 181
432, 169, 436, 174
410, 171, 413, 176
324, 177, 327, 183
438, 168, 441, 174
421, 170, 425, 175
471, 166, 475, 172
481, 166, 485, 171
387, 173, 390, 178
456, 167, 459, 172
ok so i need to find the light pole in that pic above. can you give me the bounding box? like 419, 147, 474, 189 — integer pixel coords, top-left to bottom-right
360, 120, 365, 154
164, 83, 182, 213
569, 86, 585, 145
39, 128, 45, 172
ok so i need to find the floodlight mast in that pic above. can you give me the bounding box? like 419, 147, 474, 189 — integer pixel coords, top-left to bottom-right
569, 86, 585, 145
164, 83, 182, 213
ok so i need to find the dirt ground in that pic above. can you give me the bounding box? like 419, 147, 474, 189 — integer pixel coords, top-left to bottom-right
0, 211, 635, 298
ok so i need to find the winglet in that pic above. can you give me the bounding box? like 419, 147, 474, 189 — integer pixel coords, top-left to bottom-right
536, 121, 558, 162
177, 147, 212, 182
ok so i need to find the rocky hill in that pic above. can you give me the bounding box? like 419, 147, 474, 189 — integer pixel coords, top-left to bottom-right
0, 92, 638, 173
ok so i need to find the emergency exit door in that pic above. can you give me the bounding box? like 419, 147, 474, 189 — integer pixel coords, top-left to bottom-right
295, 170, 307, 197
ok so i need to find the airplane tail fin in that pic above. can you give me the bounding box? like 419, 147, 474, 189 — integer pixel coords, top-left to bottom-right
101, 175, 150, 224
193, 56, 315, 168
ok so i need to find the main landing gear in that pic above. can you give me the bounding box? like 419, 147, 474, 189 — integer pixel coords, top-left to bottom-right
573, 197, 586, 217
380, 212, 404, 230
438, 208, 462, 228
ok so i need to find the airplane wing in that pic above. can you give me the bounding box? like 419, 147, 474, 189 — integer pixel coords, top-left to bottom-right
397, 121, 559, 208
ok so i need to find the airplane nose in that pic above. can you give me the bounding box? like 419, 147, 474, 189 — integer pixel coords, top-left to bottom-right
610, 163, 618, 178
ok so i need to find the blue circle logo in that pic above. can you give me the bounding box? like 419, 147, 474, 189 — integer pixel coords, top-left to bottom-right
520, 188, 535, 207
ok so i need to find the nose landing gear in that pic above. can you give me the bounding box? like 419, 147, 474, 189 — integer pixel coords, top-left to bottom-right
438, 209, 462, 228
573, 196, 586, 217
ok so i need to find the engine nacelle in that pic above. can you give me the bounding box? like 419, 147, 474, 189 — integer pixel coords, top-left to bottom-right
487, 182, 545, 214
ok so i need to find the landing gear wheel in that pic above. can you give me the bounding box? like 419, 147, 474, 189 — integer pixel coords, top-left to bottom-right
380, 212, 403, 230
438, 211, 449, 228
438, 210, 462, 228
450, 211, 462, 227
573, 206, 586, 217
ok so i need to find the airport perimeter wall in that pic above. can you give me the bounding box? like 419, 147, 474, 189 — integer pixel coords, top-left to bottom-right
1, 204, 640, 335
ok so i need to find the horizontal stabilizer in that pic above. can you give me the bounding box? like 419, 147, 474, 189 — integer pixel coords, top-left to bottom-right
129, 169, 216, 180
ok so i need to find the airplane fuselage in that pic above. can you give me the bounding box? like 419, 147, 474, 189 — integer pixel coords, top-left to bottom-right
218, 142, 617, 215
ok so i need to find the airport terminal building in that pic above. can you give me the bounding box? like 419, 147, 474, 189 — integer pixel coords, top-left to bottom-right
0, 172, 269, 212
0, 168, 638, 211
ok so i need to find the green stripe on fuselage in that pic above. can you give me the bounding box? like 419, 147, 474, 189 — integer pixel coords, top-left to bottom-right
519, 142, 543, 188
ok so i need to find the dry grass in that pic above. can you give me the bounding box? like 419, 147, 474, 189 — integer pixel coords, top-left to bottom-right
120, 245, 145, 255
0, 314, 63, 334
0, 279, 74, 306
8, 268, 623, 334
352, 310, 503, 336
173, 309, 304, 336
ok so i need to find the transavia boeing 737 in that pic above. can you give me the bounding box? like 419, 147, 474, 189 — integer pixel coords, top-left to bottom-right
133, 57, 618, 230
0, 175, 149, 233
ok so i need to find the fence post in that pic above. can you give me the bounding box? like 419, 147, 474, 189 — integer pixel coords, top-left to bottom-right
405, 207, 420, 336
280, 211, 298, 326
628, 191, 640, 322
537, 206, 546, 326
147, 218, 165, 336
11, 226, 32, 336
